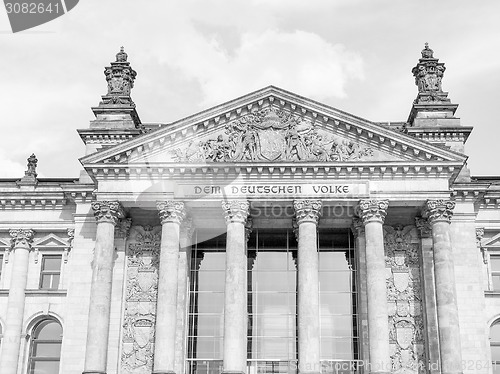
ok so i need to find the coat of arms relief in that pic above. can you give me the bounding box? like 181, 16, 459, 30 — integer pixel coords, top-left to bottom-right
121, 226, 161, 374
384, 225, 426, 374
172, 109, 375, 162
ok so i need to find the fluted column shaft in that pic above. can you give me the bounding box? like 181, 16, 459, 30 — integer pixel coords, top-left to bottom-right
0, 229, 34, 374
154, 201, 186, 374
422, 200, 462, 374
222, 200, 250, 374
83, 201, 124, 374
294, 199, 322, 374
175, 218, 195, 374
356, 199, 390, 374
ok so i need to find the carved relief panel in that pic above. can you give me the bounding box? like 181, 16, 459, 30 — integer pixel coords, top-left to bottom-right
121, 225, 161, 374
384, 225, 426, 374
171, 108, 378, 163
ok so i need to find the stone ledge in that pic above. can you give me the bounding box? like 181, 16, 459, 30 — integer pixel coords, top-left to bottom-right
484, 291, 500, 297
0, 289, 68, 296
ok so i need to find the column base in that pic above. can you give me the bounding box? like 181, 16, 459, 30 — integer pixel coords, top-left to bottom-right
222, 371, 246, 374
152, 371, 176, 374
82, 371, 107, 374
369, 372, 390, 374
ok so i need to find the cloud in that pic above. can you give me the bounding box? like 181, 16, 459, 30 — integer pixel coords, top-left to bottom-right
0, 150, 26, 178
163, 28, 364, 107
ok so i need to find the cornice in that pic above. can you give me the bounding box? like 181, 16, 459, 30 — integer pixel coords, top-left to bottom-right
80, 86, 467, 167
77, 128, 143, 145
85, 160, 463, 181
0, 183, 95, 209
406, 126, 473, 143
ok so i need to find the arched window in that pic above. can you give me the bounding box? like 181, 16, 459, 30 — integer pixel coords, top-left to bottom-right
27, 319, 62, 374
491, 320, 500, 374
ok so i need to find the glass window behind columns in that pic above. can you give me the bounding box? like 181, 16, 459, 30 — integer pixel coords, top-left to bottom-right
318, 229, 358, 362
247, 229, 298, 364
187, 231, 226, 373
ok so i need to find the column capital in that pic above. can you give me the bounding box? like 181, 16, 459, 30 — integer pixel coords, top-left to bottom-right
222, 200, 250, 225
421, 199, 455, 224
91, 201, 125, 225
9, 229, 34, 249
293, 199, 322, 225
415, 217, 432, 238
351, 217, 365, 239
355, 199, 389, 224
157, 201, 186, 225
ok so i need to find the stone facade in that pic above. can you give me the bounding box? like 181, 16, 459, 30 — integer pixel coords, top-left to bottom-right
0, 45, 499, 374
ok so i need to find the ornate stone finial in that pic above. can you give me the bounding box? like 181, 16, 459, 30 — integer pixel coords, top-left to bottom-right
17, 153, 39, 186
421, 42, 434, 59
351, 217, 365, 239
156, 201, 186, 225
116, 46, 128, 62
101, 46, 137, 103
355, 199, 389, 224
421, 200, 455, 224
411, 43, 448, 98
10, 229, 34, 249
415, 217, 432, 238
91, 201, 125, 225
293, 200, 322, 225
222, 200, 250, 224
26, 154, 38, 177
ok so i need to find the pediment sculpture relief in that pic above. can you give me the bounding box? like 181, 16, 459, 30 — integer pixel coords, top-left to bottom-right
172, 109, 374, 162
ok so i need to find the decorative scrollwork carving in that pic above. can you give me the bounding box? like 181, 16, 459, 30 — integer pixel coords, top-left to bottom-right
412, 43, 451, 105
355, 199, 389, 224
222, 200, 250, 225
92, 201, 125, 225
121, 225, 161, 374
384, 224, 425, 374
156, 201, 186, 225
421, 199, 455, 224
9, 229, 34, 249
172, 108, 374, 163
351, 217, 365, 239
293, 199, 322, 225
414, 217, 431, 238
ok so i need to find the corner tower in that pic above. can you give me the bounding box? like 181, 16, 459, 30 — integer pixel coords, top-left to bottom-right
405, 43, 472, 181
78, 47, 144, 158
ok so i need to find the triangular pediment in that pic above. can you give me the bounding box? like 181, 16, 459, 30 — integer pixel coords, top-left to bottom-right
81, 86, 466, 176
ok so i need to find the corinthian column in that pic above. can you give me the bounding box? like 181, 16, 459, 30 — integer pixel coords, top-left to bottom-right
154, 201, 186, 374
83, 201, 124, 374
422, 200, 462, 374
222, 200, 250, 374
355, 199, 390, 374
0, 229, 34, 374
294, 199, 322, 374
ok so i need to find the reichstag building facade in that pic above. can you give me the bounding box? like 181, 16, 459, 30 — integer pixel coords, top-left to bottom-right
0, 45, 499, 374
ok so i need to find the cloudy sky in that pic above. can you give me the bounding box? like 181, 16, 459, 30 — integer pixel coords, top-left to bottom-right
0, 0, 499, 178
